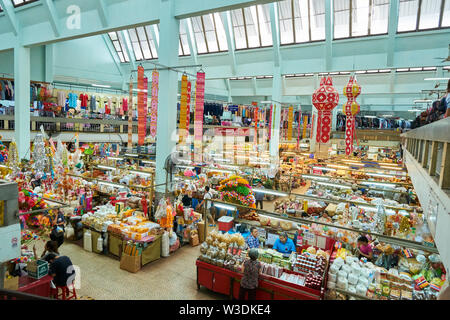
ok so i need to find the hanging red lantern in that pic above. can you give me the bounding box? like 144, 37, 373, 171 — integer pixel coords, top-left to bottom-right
343, 76, 361, 155
312, 77, 339, 144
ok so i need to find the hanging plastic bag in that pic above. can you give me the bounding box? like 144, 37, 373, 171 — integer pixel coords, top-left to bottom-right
161, 231, 170, 257
97, 236, 104, 252
65, 225, 75, 239
155, 198, 167, 220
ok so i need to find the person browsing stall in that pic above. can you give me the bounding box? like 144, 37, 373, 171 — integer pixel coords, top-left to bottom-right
239, 248, 261, 300
246, 227, 260, 249
199, 186, 215, 224
272, 232, 296, 255
254, 182, 265, 210
44, 253, 76, 288
356, 235, 373, 261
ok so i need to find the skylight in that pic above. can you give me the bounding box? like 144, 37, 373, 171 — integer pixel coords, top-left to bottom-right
278, 0, 326, 44
334, 0, 389, 39
230, 4, 273, 49
12, 0, 39, 7
190, 13, 228, 54
398, 0, 449, 32
108, 32, 130, 63
127, 27, 158, 60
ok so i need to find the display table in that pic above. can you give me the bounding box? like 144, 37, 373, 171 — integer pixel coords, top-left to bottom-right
18, 275, 53, 298
196, 260, 322, 300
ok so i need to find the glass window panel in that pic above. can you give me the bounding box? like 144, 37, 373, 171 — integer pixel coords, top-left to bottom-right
214, 13, 229, 51
203, 14, 219, 52
352, 0, 370, 36
398, 0, 419, 31
179, 41, 184, 56
136, 27, 147, 41
140, 41, 151, 59
257, 5, 273, 46
132, 42, 143, 60
128, 29, 139, 42
109, 32, 118, 41
311, 0, 326, 40
118, 52, 125, 63
371, 0, 390, 34
231, 9, 247, 49
334, 0, 350, 38
443, 0, 450, 26
180, 33, 191, 55
149, 39, 158, 58
113, 41, 121, 52
419, 0, 442, 29
244, 6, 261, 48
295, 0, 310, 43
279, 0, 294, 44
192, 17, 208, 53
154, 25, 160, 46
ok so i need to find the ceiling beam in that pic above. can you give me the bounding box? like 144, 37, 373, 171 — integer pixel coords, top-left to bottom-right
386, 0, 399, 67
42, 0, 61, 37
0, 0, 19, 36
184, 19, 198, 66
221, 11, 237, 75
97, 0, 109, 28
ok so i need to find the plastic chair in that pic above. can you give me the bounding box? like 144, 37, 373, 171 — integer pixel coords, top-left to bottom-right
52, 283, 77, 300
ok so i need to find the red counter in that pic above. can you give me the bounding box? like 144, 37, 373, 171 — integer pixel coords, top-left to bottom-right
18, 275, 53, 298
196, 260, 323, 300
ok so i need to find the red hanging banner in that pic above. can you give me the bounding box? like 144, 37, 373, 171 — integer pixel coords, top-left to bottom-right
128, 77, 133, 149
194, 72, 205, 163
137, 66, 146, 146
297, 105, 302, 149
186, 81, 191, 131
150, 69, 159, 138
179, 74, 189, 144
254, 106, 258, 145
343, 76, 361, 155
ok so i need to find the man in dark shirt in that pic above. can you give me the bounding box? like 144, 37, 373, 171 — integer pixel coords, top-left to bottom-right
44, 253, 75, 287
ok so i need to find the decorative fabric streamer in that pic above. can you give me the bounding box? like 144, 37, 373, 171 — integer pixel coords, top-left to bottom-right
302, 115, 307, 140
268, 105, 273, 140
150, 70, 159, 138
194, 72, 205, 163
343, 76, 361, 155
297, 105, 302, 149
287, 106, 294, 141
254, 106, 258, 145
312, 77, 339, 144
186, 81, 191, 131
137, 66, 145, 146
179, 74, 189, 144
128, 77, 133, 149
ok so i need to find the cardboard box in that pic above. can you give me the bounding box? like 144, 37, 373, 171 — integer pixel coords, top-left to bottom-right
120, 253, 141, 273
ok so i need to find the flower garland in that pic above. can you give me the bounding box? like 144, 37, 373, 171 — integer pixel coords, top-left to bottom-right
219, 176, 256, 208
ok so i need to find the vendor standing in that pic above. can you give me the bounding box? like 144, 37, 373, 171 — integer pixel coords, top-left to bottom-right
254, 182, 265, 210
272, 232, 296, 255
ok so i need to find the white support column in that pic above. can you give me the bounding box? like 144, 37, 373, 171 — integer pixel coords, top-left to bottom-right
386, 0, 399, 67
155, 0, 180, 191
14, 44, 31, 160
45, 44, 54, 83
270, 68, 282, 159
324, 0, 333, 71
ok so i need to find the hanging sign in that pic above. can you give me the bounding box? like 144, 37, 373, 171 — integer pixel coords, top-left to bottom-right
194, 72, 205, 163
137, 66, 145, 146
128, 78, 133, 149
287, 106, 294, 141
297, 105, 302, 149
179, 74, 189, 144
150, 70, 159, 138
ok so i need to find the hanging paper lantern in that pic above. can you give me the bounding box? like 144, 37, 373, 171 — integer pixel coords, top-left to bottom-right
343, 76, 361, 155
312, 77, 339, 144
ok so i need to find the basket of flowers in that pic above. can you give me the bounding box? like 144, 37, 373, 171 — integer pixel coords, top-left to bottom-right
218, 176, 256, 214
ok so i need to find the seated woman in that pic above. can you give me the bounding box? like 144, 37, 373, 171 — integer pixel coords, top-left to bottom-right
356, 235, 373, 261
33, 240, 59, 261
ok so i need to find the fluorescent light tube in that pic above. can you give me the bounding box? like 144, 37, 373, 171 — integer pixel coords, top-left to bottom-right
98, 181, 121, 188
312, 166, 336, 172
358, 205, 378, 212
424, 77, 450, 81
125, 153, 139, 157
316, 182, 351, 189
367, 172, 394, 178
97, 165, 117, 171
214, 203, 237, 211
252, 188, 288, 197
92, 84, 111, 88
380, 166, 403, 170
360, 181, 396, 188
108, 157, 124, 161
301, 174, 330, 181
327, 164, 349, 170
129, 170, 152, 177
207, 168, 234, 174
141, 160, 155, 165
0, 164, 8, 169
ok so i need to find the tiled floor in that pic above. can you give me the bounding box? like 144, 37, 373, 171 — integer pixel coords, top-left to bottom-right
33, 240, 224, 300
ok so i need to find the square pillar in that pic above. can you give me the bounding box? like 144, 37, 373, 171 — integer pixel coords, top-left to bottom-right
14, 45, 31, 160
421, 140, 430, 168
439, 142, 450, 189
428, 141, 438, 176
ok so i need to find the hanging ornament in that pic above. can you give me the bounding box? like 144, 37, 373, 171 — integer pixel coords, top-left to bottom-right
312, 77, 339, 144
7, 139, 19, 177
128, 76, 134, 150
343, 76, 361, 155
32, 134, 48, 179
150, 69, 159, 138
194, 71, 205, 163
137, 66, 146, 146
179, 74, 189, 144
287, 106, 294, 141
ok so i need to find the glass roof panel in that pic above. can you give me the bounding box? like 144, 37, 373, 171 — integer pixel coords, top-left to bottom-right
310, 0, 326, 40
352, 0, 370, 37
192, 16, 208, 53
231, 9, 247, 49
294, 0, 310, 43
279, 0, 294, 44
244, 6, 261, 48
443, 0, 450, 27
11, 0, 38, 7
108, 31, 130, 63
398, 0, 419, 31
334, 0, 350, 38
257, 4, 273, 46
179, 22, 191, 56
371, 0, 390, 34
214, 13, 229, 51
419, 0, 442, 29
203, 14, 219, 52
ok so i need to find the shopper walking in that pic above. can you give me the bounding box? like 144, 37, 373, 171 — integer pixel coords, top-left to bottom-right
239, 248, 261, 300
199, 186, 215, 224
254, 182, 265, 210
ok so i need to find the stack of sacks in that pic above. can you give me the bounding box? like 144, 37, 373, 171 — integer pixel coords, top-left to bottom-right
327, 255, 375, 296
